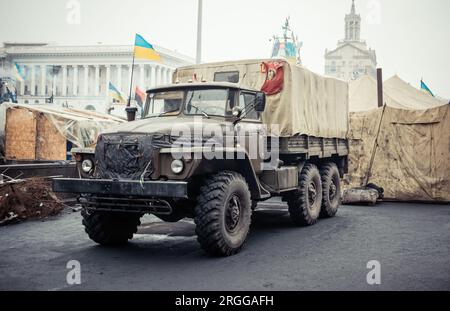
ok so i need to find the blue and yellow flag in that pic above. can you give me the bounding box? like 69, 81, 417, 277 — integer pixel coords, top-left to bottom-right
134, 34, 161, 61
12, 62, 26, 82
109, 82, 126, 103
420, 80, 435, 97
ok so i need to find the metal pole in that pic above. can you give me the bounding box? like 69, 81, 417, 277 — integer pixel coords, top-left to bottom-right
377, 68, 383, 107
127, 52, 136, 107
196, 0, 203, 64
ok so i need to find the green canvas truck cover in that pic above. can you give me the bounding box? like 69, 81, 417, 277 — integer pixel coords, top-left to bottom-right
173, 59, 349, 139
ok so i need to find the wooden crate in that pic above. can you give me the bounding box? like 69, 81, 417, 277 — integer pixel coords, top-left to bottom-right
5, 107, 67, 161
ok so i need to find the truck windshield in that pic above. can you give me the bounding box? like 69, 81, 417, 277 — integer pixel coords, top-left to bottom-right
145, 88, 231, 118
145, 90, 184, 117
184, 89, 229, 117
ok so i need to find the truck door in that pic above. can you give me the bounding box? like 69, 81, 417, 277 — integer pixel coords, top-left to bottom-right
234, 91, 266, 174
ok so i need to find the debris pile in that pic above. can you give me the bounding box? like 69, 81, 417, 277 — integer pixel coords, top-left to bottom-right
0, 175, 64, 225
342, 184, 384, 205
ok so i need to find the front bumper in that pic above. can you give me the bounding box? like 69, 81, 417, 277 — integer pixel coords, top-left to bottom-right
52, 178, 188, 198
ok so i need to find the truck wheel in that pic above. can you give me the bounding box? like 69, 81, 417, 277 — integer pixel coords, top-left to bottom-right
194, 172, 252, 256
287, 163, 322, 226
81, 208, 141, 246
320, 163, 341, 218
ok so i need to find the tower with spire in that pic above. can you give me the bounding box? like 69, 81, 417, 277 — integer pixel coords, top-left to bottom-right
345, 0, 361, 41
324, 0, 377, 80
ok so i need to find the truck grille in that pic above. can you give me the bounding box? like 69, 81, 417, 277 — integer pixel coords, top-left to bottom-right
94, 134, 170, 180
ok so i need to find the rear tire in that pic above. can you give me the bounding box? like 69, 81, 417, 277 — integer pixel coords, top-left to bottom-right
81, 208, 141, 246
320, 163, 341, 218
194, 172, 252, 256
287, 163, 322, 226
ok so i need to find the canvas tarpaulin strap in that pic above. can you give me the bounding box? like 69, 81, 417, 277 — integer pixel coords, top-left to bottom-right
345, 104, 450, 202
174, 59, 349, 138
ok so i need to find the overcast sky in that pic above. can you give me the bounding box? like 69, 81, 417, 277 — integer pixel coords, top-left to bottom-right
0, 0, 448, 98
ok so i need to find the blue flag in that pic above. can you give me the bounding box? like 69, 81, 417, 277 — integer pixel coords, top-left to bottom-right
420, 80, 434, 97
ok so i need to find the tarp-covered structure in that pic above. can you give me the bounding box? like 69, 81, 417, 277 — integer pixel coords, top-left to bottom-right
1, 104, 124, 161
349, 75, 447, 112
174, 59, 349, 138
346, 74, 449, 202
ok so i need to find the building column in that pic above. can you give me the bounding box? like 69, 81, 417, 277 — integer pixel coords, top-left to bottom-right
72, 65, 78, 95
167, 68, 173, 84
62, 65, 67, 96
52, 67, 57, 96
139, 64, 145, 90
94, 65, 100, 96
161, 66, 165, 84
155, 66, 160, 86
128, 64, 133, 91
105, 65, 111, 96
40, 65, 46, 96
116, 64, 122, 92
83, 65, 89, 95
30, 65, 36, 96
150, 65, 156, 87
19, 65, 25, 95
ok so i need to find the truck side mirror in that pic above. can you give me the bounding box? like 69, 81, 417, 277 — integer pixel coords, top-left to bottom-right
255, 92, 266, 112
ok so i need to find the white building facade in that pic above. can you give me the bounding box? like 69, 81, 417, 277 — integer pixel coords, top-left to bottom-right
324, 0, 377, 80
0, 42, 194, 113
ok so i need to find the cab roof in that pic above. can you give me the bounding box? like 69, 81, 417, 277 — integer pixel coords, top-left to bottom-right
146, 81, 259, 93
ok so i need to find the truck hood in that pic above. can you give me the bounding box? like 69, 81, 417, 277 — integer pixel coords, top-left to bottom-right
102, 116, 234, 136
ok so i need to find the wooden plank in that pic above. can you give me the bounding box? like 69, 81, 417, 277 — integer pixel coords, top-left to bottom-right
5, 108, 37, 161
36, 113, 67, 161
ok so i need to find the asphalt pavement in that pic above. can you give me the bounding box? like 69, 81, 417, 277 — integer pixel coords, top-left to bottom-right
0, 200, 449, 291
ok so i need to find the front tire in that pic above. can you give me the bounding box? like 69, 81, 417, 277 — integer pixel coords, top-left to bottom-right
81, 209, 141, 246
287, 163, 322, 226
194, 172, 252, 256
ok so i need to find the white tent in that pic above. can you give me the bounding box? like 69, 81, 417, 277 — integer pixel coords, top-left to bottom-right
349, 74, 447, 112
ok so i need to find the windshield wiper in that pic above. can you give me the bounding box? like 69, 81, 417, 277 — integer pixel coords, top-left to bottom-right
157, 108, 179, 117
189, 104, 210, 118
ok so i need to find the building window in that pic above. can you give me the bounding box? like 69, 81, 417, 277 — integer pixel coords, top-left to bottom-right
330, 61, 336, 73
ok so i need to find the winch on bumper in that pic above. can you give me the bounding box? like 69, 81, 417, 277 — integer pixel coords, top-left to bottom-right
53, 178, 188, 214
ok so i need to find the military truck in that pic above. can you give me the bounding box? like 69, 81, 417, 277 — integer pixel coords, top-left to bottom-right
53, 59, 349, 256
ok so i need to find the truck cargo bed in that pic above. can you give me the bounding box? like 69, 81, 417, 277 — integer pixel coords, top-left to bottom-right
278, 135, 348, 158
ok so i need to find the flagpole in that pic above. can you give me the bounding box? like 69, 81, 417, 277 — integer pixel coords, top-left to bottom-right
127, 50, 136, 107
196, 0, 203, 64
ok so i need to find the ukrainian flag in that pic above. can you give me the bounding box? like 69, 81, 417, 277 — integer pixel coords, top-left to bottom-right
109, 82, 126, 103
134, 34, 161, 61
12, 62, 26, 82
420, 80, 435, 97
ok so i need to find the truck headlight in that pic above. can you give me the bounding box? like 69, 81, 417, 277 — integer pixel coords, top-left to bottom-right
171, 159, 184, 174
81, 159, 94, 173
